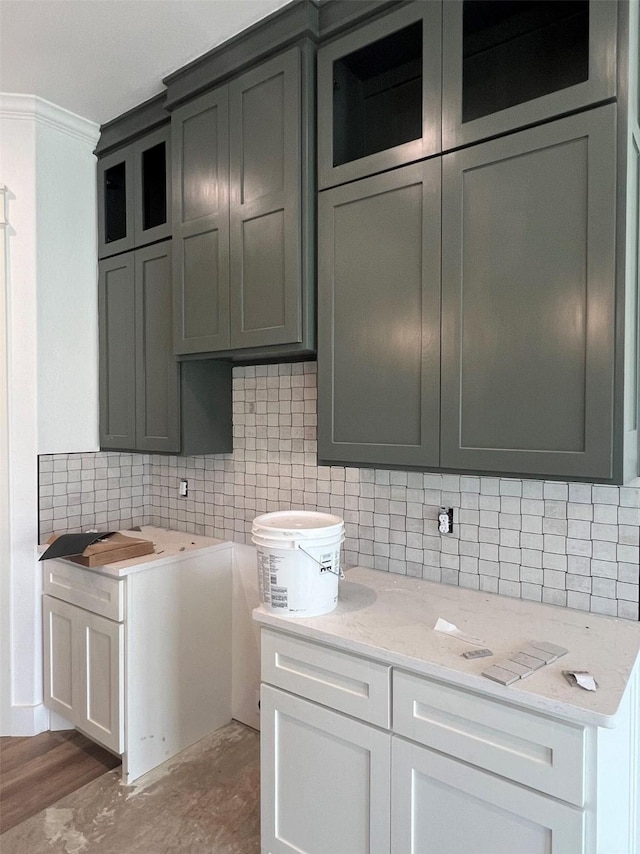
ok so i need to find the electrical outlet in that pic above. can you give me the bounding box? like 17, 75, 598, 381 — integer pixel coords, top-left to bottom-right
438, 507, 454, 534
179, 479, 188, 497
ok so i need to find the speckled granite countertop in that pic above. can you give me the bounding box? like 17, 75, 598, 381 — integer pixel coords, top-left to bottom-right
40, 526, 230, 577
254, 565, 640, 728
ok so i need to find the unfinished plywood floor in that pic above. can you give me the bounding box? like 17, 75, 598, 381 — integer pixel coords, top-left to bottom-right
1, 721, 260, 854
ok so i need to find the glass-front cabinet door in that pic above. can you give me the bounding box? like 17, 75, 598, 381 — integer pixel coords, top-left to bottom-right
442, 0, 617, 150
318, 2, 442, 190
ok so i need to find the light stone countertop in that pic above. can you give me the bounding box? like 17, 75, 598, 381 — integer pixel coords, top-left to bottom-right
39, 526, 230, 577
253, 565, 640, 728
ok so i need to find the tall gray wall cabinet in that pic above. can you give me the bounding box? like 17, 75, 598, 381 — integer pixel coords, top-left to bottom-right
172, 44, 315, 361
318, 0, 640, 484
99, 242, 232, 455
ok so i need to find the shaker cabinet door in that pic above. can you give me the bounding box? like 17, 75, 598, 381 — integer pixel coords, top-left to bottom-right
76, 608, 124, 755
229, 48, 304, 350
99, 254, 137, 450
261, 685, 391, 854
134, 241, 180, 453
441, 105, 616, 479
172, 88, 230, 354
318, 161, 441, 468
391, 737, 585, 854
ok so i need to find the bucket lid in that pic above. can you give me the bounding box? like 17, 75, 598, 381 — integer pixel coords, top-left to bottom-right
252, 510, 344, 538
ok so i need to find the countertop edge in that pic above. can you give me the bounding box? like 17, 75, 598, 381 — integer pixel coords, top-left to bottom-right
252, 606, 628, 729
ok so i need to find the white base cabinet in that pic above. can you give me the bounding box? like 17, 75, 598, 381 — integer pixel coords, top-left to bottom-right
44, 595, 124, 752
391, 737, 584, 854
42, 541, 233, 782
261, 685, 390, 854
259, 627, 639, 854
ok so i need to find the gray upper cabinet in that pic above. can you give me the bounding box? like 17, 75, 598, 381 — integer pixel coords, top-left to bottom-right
99, 253, 137, 449
172, 87, 230, 355
100, 242, 178, 452
134, 242, 180, 452
229, 49, 304, 350
440, 105, 617, 480
173, 45, 315, 359
98, 124, 171, 259
442, 0, 617, 151
100, 241, 232, 454
318, 2, 442, 190
318, 161, 441, 467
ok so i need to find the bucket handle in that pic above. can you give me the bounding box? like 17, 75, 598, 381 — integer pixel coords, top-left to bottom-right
297, 545, 345, 579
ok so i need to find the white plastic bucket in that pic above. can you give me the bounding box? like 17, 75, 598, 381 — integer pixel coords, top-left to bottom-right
252, 510, 345, 618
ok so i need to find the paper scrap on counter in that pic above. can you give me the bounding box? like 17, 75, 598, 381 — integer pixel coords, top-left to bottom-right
434, 618, 485, 646
563, 670, 598, 691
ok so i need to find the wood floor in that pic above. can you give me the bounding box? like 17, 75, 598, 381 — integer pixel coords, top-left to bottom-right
0, 729, 121, 834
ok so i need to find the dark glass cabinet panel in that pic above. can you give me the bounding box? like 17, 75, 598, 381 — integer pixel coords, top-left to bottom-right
333, 22, 423, 167
318, 3, 441, 189
141, 141, 167, 231
104, 161, 128, 244
443, 0, 617, 149
98, 125, 171, 258
462, 1, 589, 123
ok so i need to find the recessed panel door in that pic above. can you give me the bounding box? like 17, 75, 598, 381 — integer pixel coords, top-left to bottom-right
441, 106, 616, 479
172, 88, 230, 354
229, 48, 302, 349
318, 161, 441, 467
99, 254, 136, 450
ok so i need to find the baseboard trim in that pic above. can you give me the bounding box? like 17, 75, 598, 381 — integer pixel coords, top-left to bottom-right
3, 703, 50, 736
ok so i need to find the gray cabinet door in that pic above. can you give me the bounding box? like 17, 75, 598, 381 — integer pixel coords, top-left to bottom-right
229, 48, 304, 349
442, 0, 617, 151
134, 241, 180, 453
318, 161, 441, 467
441, 105, 616, 479
318, 2, 442, 190
172, 87, 230, 354
99, 254, 137, 449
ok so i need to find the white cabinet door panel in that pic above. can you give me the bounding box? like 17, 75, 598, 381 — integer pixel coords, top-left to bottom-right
43, 595, 77, 720
392, 737, 585, 854
261, 684, 390, 854
77, 609, 124, 754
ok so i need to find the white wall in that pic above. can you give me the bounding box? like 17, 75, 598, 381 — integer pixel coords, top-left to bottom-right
0, 94, 99, 735
36, 106, 99, 454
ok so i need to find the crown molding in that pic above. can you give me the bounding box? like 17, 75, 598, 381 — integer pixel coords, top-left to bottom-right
0, 94, 99, 146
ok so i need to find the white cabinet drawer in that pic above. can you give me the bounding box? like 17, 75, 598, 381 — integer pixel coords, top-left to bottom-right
43, 559, 125, 621
261, 629, 391, 728
393, 669, 585, 807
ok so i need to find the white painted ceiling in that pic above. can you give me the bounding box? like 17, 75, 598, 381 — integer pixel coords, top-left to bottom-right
0, 0, 292, 125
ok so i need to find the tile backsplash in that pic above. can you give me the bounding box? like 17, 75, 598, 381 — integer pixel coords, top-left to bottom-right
39, 362, 640, 621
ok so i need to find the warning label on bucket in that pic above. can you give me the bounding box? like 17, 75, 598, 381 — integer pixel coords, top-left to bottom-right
258, 551, 289, 608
